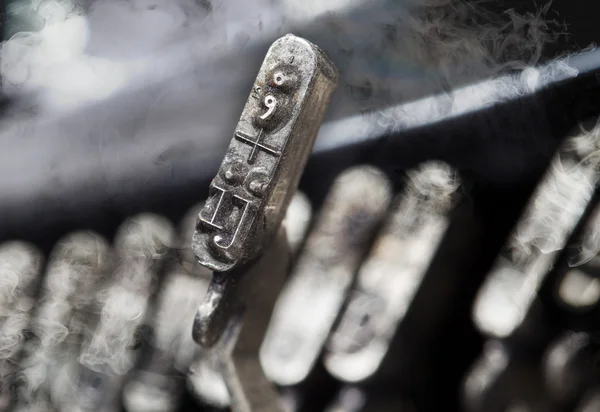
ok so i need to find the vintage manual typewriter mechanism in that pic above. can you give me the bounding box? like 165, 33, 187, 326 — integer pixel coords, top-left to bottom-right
3, 1, 600, 412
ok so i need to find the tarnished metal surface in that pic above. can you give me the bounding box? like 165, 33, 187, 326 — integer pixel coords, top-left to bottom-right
260, 166, 392, 386
187, 192, 312, 410
324, 162, 461, 383
189, 34, 338, 412
193, 229, 291, 412
192, 33, 338, 272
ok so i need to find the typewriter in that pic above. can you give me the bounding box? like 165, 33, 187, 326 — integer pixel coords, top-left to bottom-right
1, 0, 600, 411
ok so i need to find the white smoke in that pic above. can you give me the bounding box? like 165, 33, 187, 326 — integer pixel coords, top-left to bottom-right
12, 232, 111, 410
514, 159, 597, 257
563, 120, 600, 266
0, 0, 568, 185
0, 0, 565, 113
509, 118, 600, 282
0, 0, 277, 113
124, 205, 211, 412
79, 214, 175, 375
0, 242, 43, 408
45, 214, 176, 412
330, 0, 563, 113
0, 242, 41, 318
187, 193, 313, 407
473, 122, 600, 338
405, 161, 461, 210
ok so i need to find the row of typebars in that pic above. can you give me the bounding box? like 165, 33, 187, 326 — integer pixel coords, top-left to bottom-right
1, 122, 600, 412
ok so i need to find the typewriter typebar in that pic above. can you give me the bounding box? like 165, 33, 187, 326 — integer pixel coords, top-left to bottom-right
324, 162, 461, 383
187, 193, 312, 409
192, 33, 338, 272
543, 332, 600, 408
14, 233, 112, 411
52, 216, 176, 412
261, 166, 392, 386
190, 35, 338, 412
473, 130, 600, 339
124, 205, 212, 412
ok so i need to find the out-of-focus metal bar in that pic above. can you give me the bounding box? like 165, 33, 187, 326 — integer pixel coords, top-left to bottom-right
283, 192, 313, 257
537, 187, 600, 330
324, 161, 460, 383
50, 215, 176, 412
0, 242, 43, 409
463, 186, 600, 412
123, 204, 211, 412
461, 340, 556, 412
260, 166, 392, 386
324, 386, 415, 412
473, 127, 600, 340
543, 332, 600, 410
11, 233, 112, 412
575, 389, 600, 412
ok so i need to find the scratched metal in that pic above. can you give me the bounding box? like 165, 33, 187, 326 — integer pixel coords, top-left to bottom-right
260, 166, 392, 386
324, 387, 367, 412
193, 229, 290, 412
324, 162, 461, 383
192, 33, 338, 272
